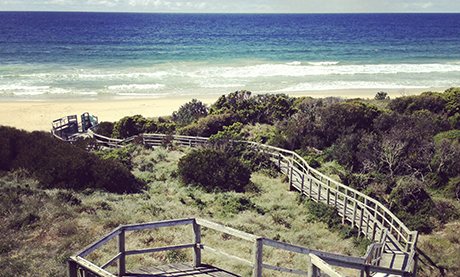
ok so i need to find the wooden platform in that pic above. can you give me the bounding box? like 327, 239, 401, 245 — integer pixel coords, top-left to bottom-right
126, 263, 240, 277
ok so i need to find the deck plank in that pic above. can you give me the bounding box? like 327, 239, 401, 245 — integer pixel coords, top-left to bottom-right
126, 263, 240, 277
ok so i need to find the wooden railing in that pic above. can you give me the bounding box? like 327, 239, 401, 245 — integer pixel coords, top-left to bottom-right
69, 218, 414, 277
74, 130, 419, 275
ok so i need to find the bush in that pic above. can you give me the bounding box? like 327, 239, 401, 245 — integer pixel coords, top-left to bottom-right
177, 148, 251, 192
178, 113, 238, 137
306, 200, 341, 228
113, 115, 157, 138
374, 91, 389, 100
389, 93, 447, 114
93, 121, 114, 137
172, 99, 208, 126
0, 126, 142, 193
389, 177, 436, 233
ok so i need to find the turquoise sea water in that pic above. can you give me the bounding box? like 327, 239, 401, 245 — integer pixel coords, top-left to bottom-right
1, 12, 460, 98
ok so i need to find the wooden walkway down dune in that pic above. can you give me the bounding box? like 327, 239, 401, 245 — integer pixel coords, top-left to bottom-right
66, 131, 419, 277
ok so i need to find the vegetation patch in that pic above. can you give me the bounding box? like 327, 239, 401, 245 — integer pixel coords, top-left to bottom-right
177, 148, 251, 192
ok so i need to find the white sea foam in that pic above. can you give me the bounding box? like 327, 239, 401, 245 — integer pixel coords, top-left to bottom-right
1, 61, 459, 98
107, 83, 165, 91
277, 81, 429, 92
192, 63, 460, 78
307, 61, 340, 66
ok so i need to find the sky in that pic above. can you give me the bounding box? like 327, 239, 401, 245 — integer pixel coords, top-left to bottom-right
0, 0, 460, 13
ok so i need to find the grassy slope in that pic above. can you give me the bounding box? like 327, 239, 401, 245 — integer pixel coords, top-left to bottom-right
1, 147, 367, 277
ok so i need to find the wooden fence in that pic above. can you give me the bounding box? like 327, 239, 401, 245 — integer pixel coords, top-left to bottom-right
69, 218, 414, 277
71, 130, 419, 276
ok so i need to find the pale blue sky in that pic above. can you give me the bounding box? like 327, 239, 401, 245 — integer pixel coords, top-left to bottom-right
1, 0, 459, 13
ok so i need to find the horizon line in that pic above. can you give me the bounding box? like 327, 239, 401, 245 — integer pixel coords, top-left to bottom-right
1, 10, 460, 14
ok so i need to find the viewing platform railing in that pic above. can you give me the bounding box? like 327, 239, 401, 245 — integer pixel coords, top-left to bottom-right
69, 218, 414, 277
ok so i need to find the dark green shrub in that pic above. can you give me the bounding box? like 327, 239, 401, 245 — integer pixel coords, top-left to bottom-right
211, 91, 295, 124
172, 99, 208, 126
214, 194, 262, 217
94, 121, 114, 137
112, 115, 157, 138
306, 201, 341, 228
209, 122, 244, 142
374, 91, 389, 100
443, 87, 460, 116
0, 126, 142, 193
389, 93, 447, 114
389, 177, 436, 233
95, 145, 136, 170
178, 113, 238, 137
177, 148, 251, 192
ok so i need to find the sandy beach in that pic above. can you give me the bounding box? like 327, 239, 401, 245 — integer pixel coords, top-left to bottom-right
0, 87, 445, 132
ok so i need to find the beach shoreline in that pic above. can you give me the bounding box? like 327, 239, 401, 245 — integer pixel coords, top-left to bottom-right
0, 87, 449, 132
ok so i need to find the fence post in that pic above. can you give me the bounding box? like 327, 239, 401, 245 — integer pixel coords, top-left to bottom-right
67, 259, 78, 277
253, 238, 263, 277
372, 221, 377, 241
352, 200, 357, 227
317, 182, 322, 202
118, 229, 126, 277
301, 173, 305, 198
289, 162, 294, 191
358, 209, 364, 237
307, 255, 314, 277
342, 196, 348, 224
193, 220, 202, 267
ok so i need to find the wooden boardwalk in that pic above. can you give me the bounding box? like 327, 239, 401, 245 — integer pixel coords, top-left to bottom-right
126, 263, 239, 277
67, 132, 420, 277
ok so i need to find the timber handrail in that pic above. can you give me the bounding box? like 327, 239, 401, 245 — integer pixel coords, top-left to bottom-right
69, 218, 414, 277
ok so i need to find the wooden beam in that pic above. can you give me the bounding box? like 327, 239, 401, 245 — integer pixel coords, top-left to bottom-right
77, 228, 122, 257
310, 254, 344, 277
67, 259, 78, 277
122, 218, 194, 231
118, 230, 125, 277
125, 243, 195, 256
196, 218, 258, 242
193, 220, 202, 267
253, 238, 263, 277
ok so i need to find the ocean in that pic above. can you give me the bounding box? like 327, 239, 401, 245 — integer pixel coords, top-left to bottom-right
1, 12, 460, 98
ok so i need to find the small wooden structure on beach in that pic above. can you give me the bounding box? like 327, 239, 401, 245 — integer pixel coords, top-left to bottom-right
52, 112, 98, 140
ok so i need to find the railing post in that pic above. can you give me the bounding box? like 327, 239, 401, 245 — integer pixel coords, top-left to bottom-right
67, 259, 78, 277
253, 238, 263, 277
307, 255, 314, 277
278, 153, 281, 169
300, 173, 305, 198
413, 252, 419, 277
193, 220, 202, 267
118, 229, 126, 277
372, 221, 377, 241
352, 199, 357, 228
317, 182, 322, 202
342, 196, 348, 224
289, 162, 294, 191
